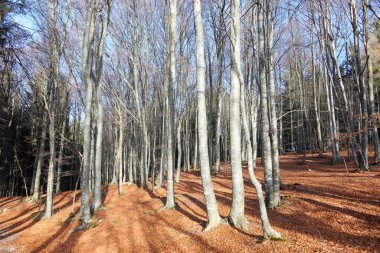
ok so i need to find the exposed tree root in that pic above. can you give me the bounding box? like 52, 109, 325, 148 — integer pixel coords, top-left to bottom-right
202, 217, 227, 232
91, 204, 107, 214
74, 220, 97, 231
74, 224, 89, 232
202, 222, 220, 232
23, 196, 40, 204
159, 204, 175, 212
227, 214, 248, 231
256, 228, 285, 243
267, 198, 283, 209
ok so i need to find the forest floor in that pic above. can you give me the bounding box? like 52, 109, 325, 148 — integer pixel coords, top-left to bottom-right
0, 151, 379, 253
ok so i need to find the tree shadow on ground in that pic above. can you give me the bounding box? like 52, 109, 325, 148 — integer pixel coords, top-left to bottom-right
177, 169, 380, 250
0, 192, 75, 240
301, 197, 379, 223
30, 207, 82, 253
0, 197, 23, 209
140, 198, 227, 252
290, 184, 380, 207
272, 208, 379, 251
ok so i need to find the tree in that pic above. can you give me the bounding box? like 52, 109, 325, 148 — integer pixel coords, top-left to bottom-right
79, 0, 111, 227
258, 0, 274, 207
193, 0, 222, 232
228, 0, 248, 230
162, 0, 176, 210
349, 0, 369, 171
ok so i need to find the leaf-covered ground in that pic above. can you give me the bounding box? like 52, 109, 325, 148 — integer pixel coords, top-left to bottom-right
0, 151, 379, 252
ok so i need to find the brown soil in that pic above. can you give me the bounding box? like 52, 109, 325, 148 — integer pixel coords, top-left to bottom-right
0, 152, 379, 253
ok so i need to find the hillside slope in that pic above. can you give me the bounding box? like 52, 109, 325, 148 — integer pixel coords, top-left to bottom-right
0, 152, 379, 252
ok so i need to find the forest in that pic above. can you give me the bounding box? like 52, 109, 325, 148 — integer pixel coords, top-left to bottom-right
0, 0, 379, 252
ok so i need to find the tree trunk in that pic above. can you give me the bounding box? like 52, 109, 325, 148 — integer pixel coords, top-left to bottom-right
56, 92, 68, 194
162, 0, 176, 209
32, 111, 47, 201
228, 0, 248, 230
80, 0, 102, 227
310, 6, 323, 157
193, 109, 198, 171
267, 0, 281, 208
258, 0, 274, 207
118, 120, 124, 195
175, 118, 182, 183
193, 0, 222, 231
349, 0, 368, 170
362, 0, 379, 164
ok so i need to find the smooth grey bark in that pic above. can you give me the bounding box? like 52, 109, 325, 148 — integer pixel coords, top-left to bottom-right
92, 86, 104, 207
30, 160, 37, 196
214, 89, 223, 174
92, 1, 110, 210
309, 4, 323, 157
317, 7, 340, 164
117, 120, 124, 195
89, 126, 95, 190
193, 0, 222, 231
45, 0, 62, 219
322, 2, 359, 165
162, 0, 176, 209
223, 120, 229, 174
175, 118, 182, 183
151, 118, 157, 192
123, 144, 127, 183
158, 103, 166, 187
266, 0, 280, 208
110, 129, 118, 184
141, 26, 150, 187
80, 0, 100, 227
249, 6, 260, 165
251, 93, 259, 168
322, 50, 340, 164
238, 33, 281, 239
130, 3, 147, 187
128, 148, 133, 183
193, 109, 198, 171
258, 0, 274, 207
228, 0, 248, 230
45, 91, 55, 219
349, 0, 369, 170
362, 0, 379, 163
32, 111, 47, 201
210, 2, 226, 174
56, 92, 68, 194
186, 115, 191, 171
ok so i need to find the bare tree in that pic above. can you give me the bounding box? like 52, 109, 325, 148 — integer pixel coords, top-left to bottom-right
193, 0, 223, 232
228, 0, 248, 230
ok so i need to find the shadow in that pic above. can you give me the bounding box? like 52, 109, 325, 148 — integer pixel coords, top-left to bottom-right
0, 205, 40, 226
0, 210, 42, 240
272, 208, 379, 251
0, 197, 22, 208
0, 193, 67, 226
176, 194, 207, 224
301, 197, 380, 223
31, 209, 81, 253
141, 204, 225, 252
0, 192, 80, 240
291, 185, 380, 207
101, 184, 110, 204
143, 188, 164, 202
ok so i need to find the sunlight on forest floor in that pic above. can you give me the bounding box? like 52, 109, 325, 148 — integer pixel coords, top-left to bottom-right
0, 151, 379, 253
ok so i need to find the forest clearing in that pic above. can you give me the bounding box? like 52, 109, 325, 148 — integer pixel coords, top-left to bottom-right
1, 151, 379, 253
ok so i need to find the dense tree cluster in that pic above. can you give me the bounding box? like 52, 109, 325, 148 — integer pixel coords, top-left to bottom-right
1, 0, 379, 237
